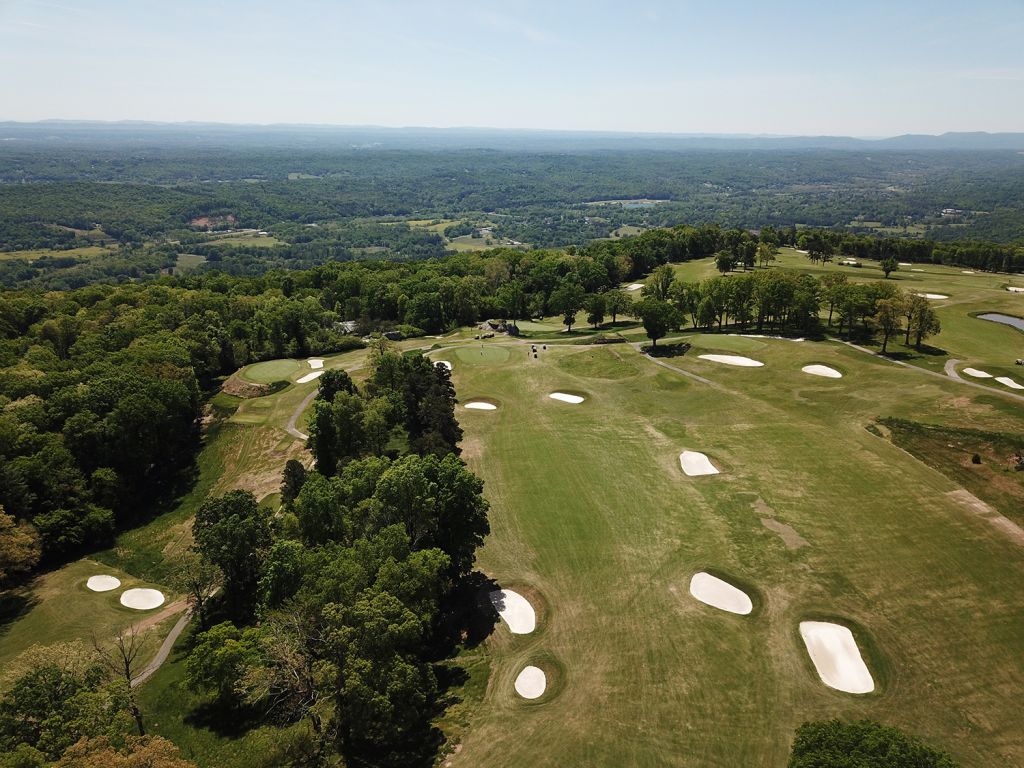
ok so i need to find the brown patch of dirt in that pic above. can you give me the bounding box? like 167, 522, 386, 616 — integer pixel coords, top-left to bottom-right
190, 214, 237, 230
221, 374, 270, 398
760, 518, 809, 550
129, 599, 187, 634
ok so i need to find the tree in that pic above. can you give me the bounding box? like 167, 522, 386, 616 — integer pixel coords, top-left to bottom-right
880, 257, 899, 278
280, 459, 308, 508
788, 719, 959, 768
585, 293, 606, 328
192, 491, 272, 601
0, 509, 41, 587
644, 264, 675, 301
757, 241, 777, 269
714, 251, 734, 273
634, 299, 680, 347
909, 299, 941, 349
315, 369, 355, 404
55, 736, 197, 768
91, 627, 148, 736
549, 281, 585, 333
184, 622, 260, 706
605, 291, 631, 324
168, 552, 222, 630
872, 297, 904, 353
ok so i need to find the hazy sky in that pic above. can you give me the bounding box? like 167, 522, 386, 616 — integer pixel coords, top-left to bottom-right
2, 0, 1023, 135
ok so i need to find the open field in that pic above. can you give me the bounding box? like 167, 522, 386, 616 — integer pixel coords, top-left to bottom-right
442, 336, 1024, 767
0, 244, 118, 261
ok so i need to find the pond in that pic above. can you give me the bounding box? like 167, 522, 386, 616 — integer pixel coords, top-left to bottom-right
977, 313, 1024, 332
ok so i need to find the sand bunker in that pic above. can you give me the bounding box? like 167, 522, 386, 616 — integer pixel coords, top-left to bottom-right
464, 401, 497, 411
86, 575, 121, 592
801, 364, 842, 379
962, 367, 992, 378
698, 354, 764, 367
962, 270, 975, 274
307, 358, 324, 369
489, 589, 536, 634
689, 572, 752, 615
626, 283, 645, 291
898, 262, 912, 266
915, 293, 948, 300
1008, 286, 1024, 293
296, 371, 324, 384
799, 621, 874, 694
911, 268, 924, 272
549, 392, 584, 404
679, 451, 720, 477
120, 588, 166, 610
996, 376, 1024, 390
435, 360, 453, 370
514, 666, 546, 699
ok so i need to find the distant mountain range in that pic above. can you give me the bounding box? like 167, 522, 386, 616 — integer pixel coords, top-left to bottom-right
2, 121, 1024, 151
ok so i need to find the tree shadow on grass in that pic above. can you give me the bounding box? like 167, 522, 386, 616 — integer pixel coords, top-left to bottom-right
0, 589, 39, 639
431, 571, 499, 659
184, 698, 265, 740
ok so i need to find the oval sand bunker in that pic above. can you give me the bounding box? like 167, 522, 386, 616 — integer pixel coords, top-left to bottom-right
799, 621, 874, 694
698, 354, 764, 367
962, 367, 992, 378
801, 364, 842, 379
120, 588, 166, 610
996, 376, 1024, 390
689, 572, 752, 615
549, 392, 584, 404
679, 451, 720, 477
915, 293, 949, 300
297, 371, 324, 384
86, 575, 121, 592
514, 666, 546, 699
464, 401, 497, 411
489, 589, 536, 634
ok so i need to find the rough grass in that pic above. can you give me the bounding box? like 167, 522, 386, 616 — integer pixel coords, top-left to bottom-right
443, 338, 1024, 767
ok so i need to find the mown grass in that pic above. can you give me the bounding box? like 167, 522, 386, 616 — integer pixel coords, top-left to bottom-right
443, 336, 1024, 767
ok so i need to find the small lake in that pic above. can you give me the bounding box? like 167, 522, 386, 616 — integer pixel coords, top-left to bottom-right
978, 313, 1024, 332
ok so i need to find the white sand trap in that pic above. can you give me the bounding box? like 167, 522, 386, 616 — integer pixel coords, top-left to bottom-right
915, 293, 948, 300
307, 358, 324, 369
898, 262, 912, 266
119, 588, 165, 610
489, 589, 536, 634
435, 360, 453, 370
689, 572, 752, 615
465, 401, 497, 411
679, 451, 720, 477
296, 371, 323, 384
1008, 287, 1024, 293
911, 268, 924, 272
799, 621, 874, 694
996, 376, 1024, 390
549, 392, 584, 404
802, 364, 842, 379
698, 354, 764, 367
86, 575, 121, 592
962, 270, 975, 274
962, 367, 992, 378
514, 666, 546, 699
626, 283, 645, 291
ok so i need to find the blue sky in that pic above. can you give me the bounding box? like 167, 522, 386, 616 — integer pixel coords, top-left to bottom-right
1, 0, 1022, 135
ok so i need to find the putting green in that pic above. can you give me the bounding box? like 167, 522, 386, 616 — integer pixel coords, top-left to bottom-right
454, 345, 511, 365
240, 358, 302, 383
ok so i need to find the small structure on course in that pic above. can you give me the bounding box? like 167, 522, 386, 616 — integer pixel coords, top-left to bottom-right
801, 364, 842, 379
799, 621, 875, 694
698, 354, 764, 367
489, 589, 536, 634
679, 451, 720, 477
514, 666, 547, 699
689, 572, 752, 615
120, 588, 166, 610
86, 575, 121, 592
549, 392, 584, 404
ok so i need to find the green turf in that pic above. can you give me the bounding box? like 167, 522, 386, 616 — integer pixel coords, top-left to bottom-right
239, 359, 303, 384
454, 345, 512, 364
442, 337, 1024, 767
